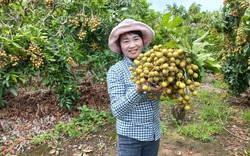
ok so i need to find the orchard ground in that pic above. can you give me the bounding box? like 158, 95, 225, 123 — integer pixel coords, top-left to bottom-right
0, 73, 249, 156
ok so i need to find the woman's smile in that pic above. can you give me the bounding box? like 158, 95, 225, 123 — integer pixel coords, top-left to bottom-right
130, 49, 138, 54
119, 33, 144, 60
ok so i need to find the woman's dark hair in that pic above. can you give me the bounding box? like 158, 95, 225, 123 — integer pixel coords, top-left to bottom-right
118, 30, 143, 58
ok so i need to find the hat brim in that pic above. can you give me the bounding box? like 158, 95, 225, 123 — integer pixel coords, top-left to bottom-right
108, 19, 155, 53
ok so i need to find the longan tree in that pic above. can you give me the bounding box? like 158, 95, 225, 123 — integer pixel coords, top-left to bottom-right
220, 0, 250, 96
0, 0, 158, 108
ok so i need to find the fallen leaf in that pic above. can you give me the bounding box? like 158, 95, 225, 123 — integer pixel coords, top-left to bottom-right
83, 146, 94, 153
78, 144, 83, 150
26, 136, 32, 140
49, 148, 56, 155
73, 152, 83, 156
3, 145, 13, 153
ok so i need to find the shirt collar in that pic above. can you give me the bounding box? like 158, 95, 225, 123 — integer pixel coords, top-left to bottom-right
123, 56, 136, 67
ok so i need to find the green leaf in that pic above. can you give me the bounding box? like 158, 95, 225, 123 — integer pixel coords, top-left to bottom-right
162, 12, 171, 26
9, 88, 18, 96
6, 74, 10, 81
248, 73, 250, 86
18, 77, 26, 84
193, 30, 209, 43
0, 86, 3, 97
196, 53, 212, 62
203, 60, 222, 73
164, 40, 178, 48
4, 30, 10, 34
41, 79, 49, 85
173, 27, 185, 34
166, 16, 182, 29
0, 36, 10, 42
47, 58, 56, 62
192, 42, 212, 54
11, 74, 18, 83
2, 80, 10, 87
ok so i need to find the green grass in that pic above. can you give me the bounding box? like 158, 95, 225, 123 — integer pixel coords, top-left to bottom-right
160, 78, 235, 142
241, 108, 250, 126
160, 121, 169, 135
52, 105, 115, 139
213, 79, 228, 90
197, 90, 233, 124
30, 133, 53, 145
30, 105, 115, 144
177, 121, 222, 141
175, 89, 233, 141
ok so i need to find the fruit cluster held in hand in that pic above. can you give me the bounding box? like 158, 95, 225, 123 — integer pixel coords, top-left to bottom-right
130, 44, 201, 110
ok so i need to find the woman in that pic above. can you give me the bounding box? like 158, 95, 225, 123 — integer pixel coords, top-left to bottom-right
107, 19, 165, 156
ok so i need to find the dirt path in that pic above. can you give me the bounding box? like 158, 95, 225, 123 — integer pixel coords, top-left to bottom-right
17, 123, 231, 156
14, 104, 248, 156
1, 103, 249, 156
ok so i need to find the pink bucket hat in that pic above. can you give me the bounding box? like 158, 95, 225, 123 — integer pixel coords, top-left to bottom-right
108, 19, 155, 53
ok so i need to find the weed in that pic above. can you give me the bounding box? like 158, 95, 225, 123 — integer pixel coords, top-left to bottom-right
177, 121, 222, 141
160, 121, 169, 135
31, 105, 115, 144
213, 79, 228, 90
247, 145, 250, 156
77, 105, 115, 125
30, 132, 53, 145
160, 84, 233, 142
98, 142, 106, 150
52, 105, 115, 139
198, 90, 233, 124
241, 109, 250, 126
53, 121, 67, 139
161, 96, 178, 105
179, 89, 232, 141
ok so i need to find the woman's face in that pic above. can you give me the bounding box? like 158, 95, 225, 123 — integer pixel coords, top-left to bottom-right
119, 32, 144, 60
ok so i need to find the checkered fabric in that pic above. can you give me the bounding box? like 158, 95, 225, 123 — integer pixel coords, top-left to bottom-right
107, 56, 161, 141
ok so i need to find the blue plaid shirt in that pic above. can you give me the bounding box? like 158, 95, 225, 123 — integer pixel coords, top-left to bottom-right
107, 56, 161, 141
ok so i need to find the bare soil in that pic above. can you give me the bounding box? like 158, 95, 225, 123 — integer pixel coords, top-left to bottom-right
0, 74, 249, 156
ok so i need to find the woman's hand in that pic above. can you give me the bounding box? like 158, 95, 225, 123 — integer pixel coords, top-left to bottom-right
136, 85, 144, 94
150, 85, 165, 93
136, 84, 165, 94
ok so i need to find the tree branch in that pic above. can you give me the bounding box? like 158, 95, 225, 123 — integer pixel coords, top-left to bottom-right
223, 127, 250, 141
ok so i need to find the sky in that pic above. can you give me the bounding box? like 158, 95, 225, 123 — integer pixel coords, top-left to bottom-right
146, 0, 224, 12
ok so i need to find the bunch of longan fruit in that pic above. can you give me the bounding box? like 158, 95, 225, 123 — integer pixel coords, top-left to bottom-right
24, 44, 44, 68
0, 50, 8, 69
45, 0, 54, 6
130, 44, 201, 110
